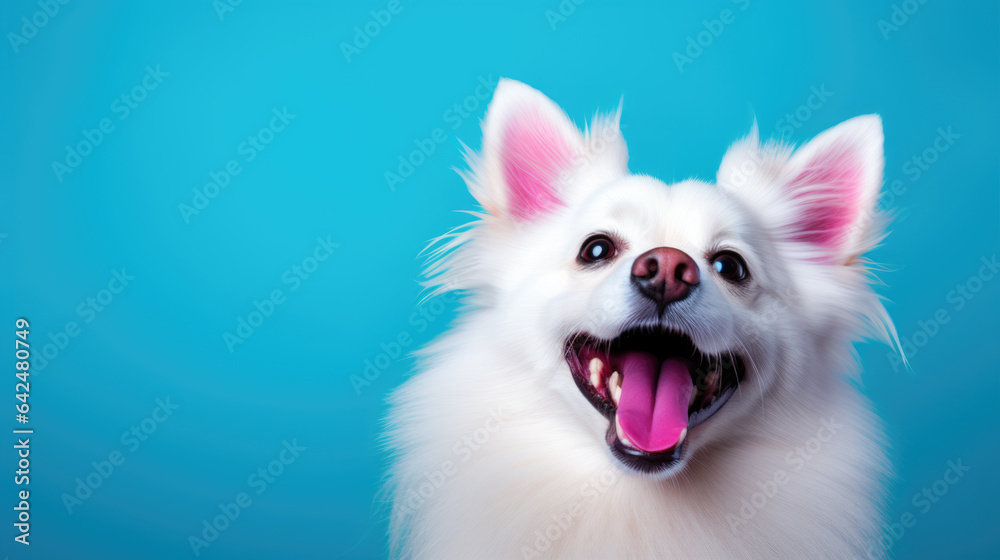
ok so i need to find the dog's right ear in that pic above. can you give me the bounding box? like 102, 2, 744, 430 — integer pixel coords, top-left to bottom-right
469, 79, 624, 222
718, 116, 885, 264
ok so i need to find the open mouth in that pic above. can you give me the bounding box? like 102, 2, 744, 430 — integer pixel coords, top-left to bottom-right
565, 328, 745, 473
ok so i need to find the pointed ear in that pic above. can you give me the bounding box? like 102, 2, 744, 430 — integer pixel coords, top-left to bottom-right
720, 115, 885, 263
473, 79, 585, 222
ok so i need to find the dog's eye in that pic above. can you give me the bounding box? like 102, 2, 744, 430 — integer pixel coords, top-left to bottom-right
579, 235, 616, 264
711, 251, 749, 283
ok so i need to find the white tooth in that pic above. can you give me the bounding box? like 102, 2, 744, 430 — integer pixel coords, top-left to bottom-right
689, 388, 698, 407
677, 428, 687, 445
589, 358, 602, 387
615, 415, 633, 447
609, 372, 622, 405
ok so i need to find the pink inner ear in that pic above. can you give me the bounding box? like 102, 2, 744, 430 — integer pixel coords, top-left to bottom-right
500, 108, 576, 221
788, 141, 864, 251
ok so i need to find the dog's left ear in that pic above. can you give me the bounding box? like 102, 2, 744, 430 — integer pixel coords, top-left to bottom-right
719, 115, 884, 264
470, 79, 626, 222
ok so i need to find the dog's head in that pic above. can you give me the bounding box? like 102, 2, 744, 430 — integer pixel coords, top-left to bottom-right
428, 79, 896, 476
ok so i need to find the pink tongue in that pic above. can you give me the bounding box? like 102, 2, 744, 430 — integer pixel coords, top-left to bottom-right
616, 353, 693, 453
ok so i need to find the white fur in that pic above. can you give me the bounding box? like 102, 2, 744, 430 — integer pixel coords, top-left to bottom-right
385, 79, 898, 559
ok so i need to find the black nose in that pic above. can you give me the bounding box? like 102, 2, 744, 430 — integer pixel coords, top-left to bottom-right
631, 247, 700, 307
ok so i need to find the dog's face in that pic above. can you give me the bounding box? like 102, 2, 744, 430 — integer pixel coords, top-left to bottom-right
435, 80, 890, 477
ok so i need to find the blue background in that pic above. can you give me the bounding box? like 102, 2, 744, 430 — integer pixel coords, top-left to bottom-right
1, 1, 998, 558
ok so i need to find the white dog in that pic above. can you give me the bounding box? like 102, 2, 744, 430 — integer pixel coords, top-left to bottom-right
385, 79, 898, 559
